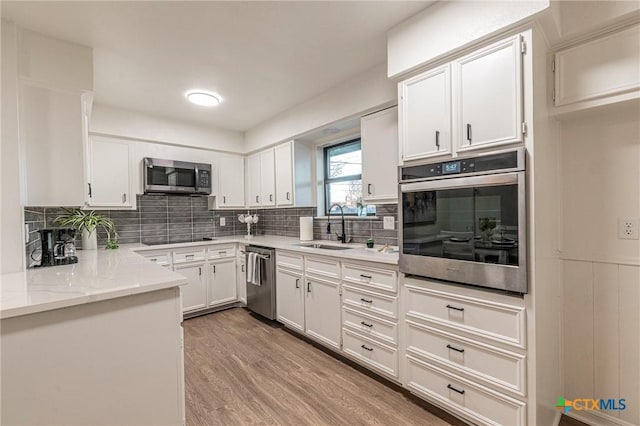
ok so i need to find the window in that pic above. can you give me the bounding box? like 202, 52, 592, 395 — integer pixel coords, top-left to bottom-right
324, 139, 375, 216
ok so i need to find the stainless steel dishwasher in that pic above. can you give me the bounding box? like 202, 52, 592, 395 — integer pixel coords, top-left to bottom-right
245, 245, 276, 320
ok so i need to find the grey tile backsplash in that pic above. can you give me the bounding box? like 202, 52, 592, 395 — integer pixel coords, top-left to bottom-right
24, 195, 398, 267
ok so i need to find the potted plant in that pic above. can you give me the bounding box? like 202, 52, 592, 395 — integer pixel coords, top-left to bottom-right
366, 238, 375, 249
54, 209, 119, 250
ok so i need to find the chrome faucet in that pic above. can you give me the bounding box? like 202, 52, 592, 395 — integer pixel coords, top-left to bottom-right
327, 204, 346, 243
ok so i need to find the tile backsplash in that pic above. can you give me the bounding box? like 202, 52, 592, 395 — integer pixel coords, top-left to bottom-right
24, 195, 398, 267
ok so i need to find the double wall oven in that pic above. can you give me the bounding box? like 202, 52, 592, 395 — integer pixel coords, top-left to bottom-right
399, 148, 527, 294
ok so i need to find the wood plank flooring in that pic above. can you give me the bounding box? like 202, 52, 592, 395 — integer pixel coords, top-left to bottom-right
183, 308, 454, 426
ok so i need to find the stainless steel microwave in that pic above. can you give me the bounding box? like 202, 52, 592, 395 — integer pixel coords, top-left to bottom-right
398, 148, 527, 294
143, 158, 212, 195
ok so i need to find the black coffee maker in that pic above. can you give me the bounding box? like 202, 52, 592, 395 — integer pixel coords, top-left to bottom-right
36, 228, 78, 267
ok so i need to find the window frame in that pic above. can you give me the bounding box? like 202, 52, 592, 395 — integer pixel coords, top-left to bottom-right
323, 138, 363, 215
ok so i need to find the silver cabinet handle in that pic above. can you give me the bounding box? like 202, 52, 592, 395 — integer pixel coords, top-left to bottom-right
435, 130, 440, 149
198, 267, 202, 276
360, 321, 373, 328
446, 304, 464, 312
307, 282, 311, 293
446, 344, 465, 353
241, 264, 245, 272
295, 278, 300, 289
218, 251, 226, 256
88, 183, 92, 198
359, 274, 372, 280
256, 195, 259, 203
360, 298, 373, 304
150, 258, 157, 263
466, 123, 472, 143
186, 254, 195, 259
212, 265, 216, 274
223, 196, 226, 204
286, 192, 290, 200
367, 184, 372, 195
360, 344, 373, 352
270, 194, 273, 202
122, 193, 127, 203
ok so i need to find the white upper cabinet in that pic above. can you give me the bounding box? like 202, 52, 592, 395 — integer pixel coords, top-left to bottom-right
362, 106, 399, 204
399, 66, 451, 161
217, 153, 245, 208
21, 84, 89, 206
554, 23, 640, 111
87, 136, 133, 208
246, 153, 261, 207
454, 34, 524, 152
260, 148, 276, 207
275, 142, 294, 206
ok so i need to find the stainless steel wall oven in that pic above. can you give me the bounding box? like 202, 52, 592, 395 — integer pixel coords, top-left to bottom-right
399, 148, 527, 294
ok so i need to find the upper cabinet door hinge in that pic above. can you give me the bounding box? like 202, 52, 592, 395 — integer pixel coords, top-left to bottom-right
520, 39, 527, 55
521, 122, 528, 136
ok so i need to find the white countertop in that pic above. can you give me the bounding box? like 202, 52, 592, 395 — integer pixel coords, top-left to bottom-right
1, 236, 398, 320
133, 235, 400, 265
0, 245, 187, 319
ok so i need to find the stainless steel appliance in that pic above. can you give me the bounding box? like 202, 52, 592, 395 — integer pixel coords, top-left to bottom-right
34, 228, 78, 267
143, 158, 211, 195
246, 245, 276, 320
399, 148, 527, 293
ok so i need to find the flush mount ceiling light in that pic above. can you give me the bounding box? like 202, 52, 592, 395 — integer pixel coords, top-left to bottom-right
185, 90, 221, 107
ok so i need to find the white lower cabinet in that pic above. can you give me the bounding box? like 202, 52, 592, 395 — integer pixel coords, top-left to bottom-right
343, 328, 399, 378
174, 262, 207, 312
237, 254, 246, 304
305, 275, 341, 349
402, 277, 527, 425
208, 258, 237, 307
276, 266, 305, 332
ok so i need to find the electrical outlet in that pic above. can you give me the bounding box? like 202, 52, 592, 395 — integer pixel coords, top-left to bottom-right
383, 216, 395, 230
220, 217, 226, 227
618, 217, 639, 240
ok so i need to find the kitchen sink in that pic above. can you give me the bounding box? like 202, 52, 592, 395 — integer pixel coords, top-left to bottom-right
296, 243, 353, 251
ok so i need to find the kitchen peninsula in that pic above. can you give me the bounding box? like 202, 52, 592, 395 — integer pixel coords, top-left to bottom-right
0, 247, 187, 426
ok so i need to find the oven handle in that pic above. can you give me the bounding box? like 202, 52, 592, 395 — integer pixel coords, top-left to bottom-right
400, 172, 521, 193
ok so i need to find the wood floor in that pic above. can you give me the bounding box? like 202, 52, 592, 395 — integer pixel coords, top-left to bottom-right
183, 308, 454, 426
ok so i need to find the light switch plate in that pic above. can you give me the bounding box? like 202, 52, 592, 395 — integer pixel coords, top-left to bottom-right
383, 216, 395, 230
220, 217, 226, 227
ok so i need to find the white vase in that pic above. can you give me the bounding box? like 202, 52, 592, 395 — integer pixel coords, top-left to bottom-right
82, 229, 98, 250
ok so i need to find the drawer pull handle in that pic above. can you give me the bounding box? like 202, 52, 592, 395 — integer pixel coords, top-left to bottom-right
446, 304, 464, 312
241, 264, 245, 272
446, 344, 465, 353
359, 274, 372, 280
360, 298, 373, 304
466, 123, 472, 143
286, 191, 290, 200
360, 321, 373, 328
360, 344, 373, 352
295, 278, 300, 289
186, 254, 195, 259
150, 258, 157, 262
307, 282, 311, 293
447, 384, 465, 395
219, 251, 227, 256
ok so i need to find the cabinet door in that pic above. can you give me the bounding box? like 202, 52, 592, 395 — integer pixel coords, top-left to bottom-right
260, 148, 276, 207
174, 263, 207, 312
274, 142, 294, 206
399, 65, 451, 162
237, 257, 247, 304
276, 268, 305, 332
246, 153, 261, 207
362, 106, 399, 204
208, 258, 237, 306
455, 34, 523, 151
88, 136, 132, 207
21, 84, 86, 206
305, 276, 341, 349
218, 154, 245, 208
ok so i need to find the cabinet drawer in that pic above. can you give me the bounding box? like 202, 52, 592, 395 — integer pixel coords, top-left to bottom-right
343, 285, 397, 319
173, 248, 206, 264
406, 321, 526, 396
407, 355, 526, 426
343, 328, 398, 378
342, 263, 397, 293
305, 256, 340, 280
207, 244, 236, 260
405, 285, 526, 348
343, 306, 398, 345
277, 251, 304, 271
141, 251, 171, 267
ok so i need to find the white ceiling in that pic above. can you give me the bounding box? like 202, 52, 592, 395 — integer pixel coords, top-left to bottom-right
1, 1, 431, 132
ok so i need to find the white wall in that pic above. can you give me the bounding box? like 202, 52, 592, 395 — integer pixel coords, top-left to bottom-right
90, 104, 244, 154
244, 62, 396, 153
1, 20, 25, 274
387, 0, 549, 78
559, 0, 640, 38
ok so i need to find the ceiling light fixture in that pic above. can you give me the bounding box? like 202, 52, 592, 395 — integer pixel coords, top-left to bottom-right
185, 90, 221, 107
